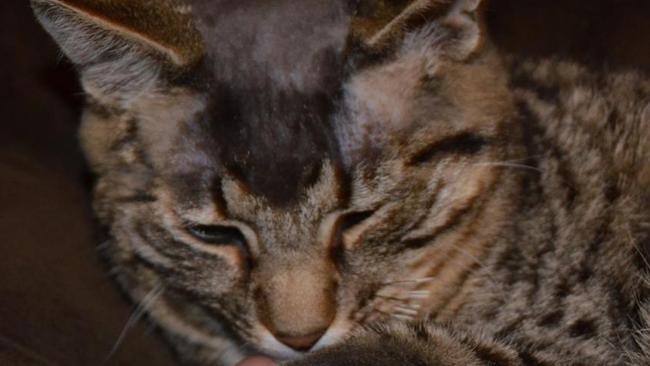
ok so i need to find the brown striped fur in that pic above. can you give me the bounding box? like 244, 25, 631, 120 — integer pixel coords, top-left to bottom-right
31, 0, 650, 365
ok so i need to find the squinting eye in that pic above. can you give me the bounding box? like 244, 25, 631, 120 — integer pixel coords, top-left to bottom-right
186, 225, 247, 247
334, 210, 374, 246
339, 211, 375, 232
407, 133, 488, 165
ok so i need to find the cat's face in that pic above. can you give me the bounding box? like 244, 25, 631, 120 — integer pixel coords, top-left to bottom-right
33, 0, 521, 360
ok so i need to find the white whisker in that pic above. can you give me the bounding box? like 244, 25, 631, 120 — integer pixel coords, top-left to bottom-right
394, 306, 419, 316
376, 294, 407, 301
392, 314, 414, 321
104, 284, 165, 363
409, 290, 431, 299
413, 277, 436, 284
383, 277, 436, 285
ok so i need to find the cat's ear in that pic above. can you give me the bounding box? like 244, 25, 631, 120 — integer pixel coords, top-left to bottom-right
351, 0, 486, 59
31, 0, 204, 104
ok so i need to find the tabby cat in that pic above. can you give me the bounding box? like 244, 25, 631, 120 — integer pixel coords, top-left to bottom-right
31, 0, 650, 365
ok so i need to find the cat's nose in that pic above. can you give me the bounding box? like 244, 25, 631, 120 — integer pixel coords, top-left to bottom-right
255, 265, 338, 352
274, 327, 329, 351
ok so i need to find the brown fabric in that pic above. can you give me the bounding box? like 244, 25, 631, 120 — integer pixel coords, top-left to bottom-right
0, 1, 176, 365
0, 0, 647, 365
488, 0, 650, 74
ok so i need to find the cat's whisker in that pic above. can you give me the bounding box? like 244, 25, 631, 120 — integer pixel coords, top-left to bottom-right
637, 273, 650, 288
412, 277, 437, 284
382, 277, 437, 286
634, 327, 650, 334
376, 294, 408, 302
104, 284, 165, 363
409, 290, 431, 299
408, 303, 422, 310
394, 306, 419, 316
626, 226, 650, 269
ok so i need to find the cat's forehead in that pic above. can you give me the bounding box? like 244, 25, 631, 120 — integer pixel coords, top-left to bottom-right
191, 0, 350, 93
171, 0, 352, 207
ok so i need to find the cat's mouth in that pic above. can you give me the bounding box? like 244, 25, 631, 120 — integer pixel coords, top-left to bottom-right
250, 319, 353, 360
159, 283, 354, 362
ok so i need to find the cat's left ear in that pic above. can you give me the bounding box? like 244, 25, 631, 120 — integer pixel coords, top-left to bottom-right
31, 0, 204, 104
351, 0, 487, 59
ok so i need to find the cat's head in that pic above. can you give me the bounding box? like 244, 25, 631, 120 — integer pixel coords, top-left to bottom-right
33, 0, 521, 360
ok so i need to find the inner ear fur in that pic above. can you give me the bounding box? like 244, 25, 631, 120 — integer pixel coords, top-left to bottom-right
31, 0, 204, 66
351, 0, 487, 55
31, 0, 205, 102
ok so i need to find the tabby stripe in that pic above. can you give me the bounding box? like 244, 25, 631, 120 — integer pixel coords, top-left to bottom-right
514, 349, 551, 366
404, 167, 500, 250
128, 226, 175, 271
430, 258, 481, 319
510, 71, 560, 104
87, 99, 126, 119
407, 178, 502, 319
400, 182, 445, 239
133, 221, 187, 261
108, 118, 138, 152
401, 203, 473, 250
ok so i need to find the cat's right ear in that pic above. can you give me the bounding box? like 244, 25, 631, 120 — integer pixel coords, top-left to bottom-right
31, 0, 204, 105
351, 0, 487, 59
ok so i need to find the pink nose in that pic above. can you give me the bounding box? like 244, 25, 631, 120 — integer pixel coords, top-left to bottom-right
274, 327, 328, 351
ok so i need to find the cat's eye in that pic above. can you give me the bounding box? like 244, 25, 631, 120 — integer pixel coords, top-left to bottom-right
407, 133, 488, 165
339, 211, 375, 232
186, 225, 247, 247
332, 210, 375, 255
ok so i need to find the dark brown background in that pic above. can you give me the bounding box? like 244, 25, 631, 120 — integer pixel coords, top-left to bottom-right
1, 0, 648, 365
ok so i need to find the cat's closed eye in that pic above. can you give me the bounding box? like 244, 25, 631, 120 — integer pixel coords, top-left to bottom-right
186, 225, 248, 248
339, 211, 375, 233
333, 210, 376, 251
407, 132, 488, 165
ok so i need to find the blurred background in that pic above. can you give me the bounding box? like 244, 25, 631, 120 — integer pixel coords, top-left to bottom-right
0, 0, 648, 365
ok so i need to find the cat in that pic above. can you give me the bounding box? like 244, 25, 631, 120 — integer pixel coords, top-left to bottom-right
31, 0, 650, 365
